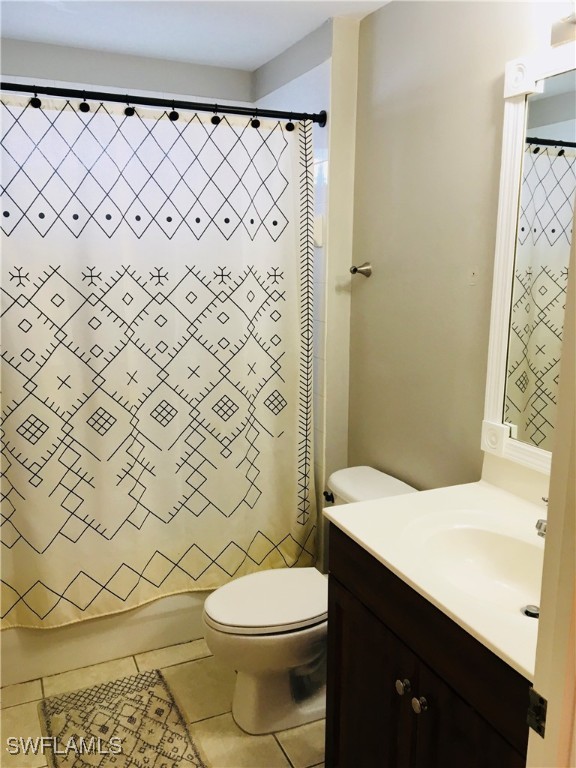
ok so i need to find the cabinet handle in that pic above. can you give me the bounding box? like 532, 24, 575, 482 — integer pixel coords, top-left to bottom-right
394, 678, 411, 696
411, 696, 429, 714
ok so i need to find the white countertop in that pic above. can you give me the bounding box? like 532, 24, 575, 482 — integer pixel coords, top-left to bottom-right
323, 480, 546, 680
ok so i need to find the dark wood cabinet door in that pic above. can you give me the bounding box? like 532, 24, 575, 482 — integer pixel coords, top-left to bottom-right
412, 661, 526, 768
326, 575, 527, 768
326, 577, 417, 768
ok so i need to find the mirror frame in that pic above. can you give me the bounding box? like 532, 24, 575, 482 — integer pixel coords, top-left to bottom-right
482, 41, 576, 475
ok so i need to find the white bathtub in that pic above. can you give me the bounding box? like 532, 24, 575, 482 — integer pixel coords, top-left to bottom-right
0, 592, 208, 686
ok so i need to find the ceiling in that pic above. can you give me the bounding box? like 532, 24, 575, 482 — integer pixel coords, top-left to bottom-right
0, 1, 386, 71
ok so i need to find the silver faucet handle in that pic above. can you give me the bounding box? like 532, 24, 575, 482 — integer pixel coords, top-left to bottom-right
536, 519, 547, 537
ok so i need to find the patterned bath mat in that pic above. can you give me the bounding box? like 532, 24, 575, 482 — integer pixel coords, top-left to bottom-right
39, 669, 206, 767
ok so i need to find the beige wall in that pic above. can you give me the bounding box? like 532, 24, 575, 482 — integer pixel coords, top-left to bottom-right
253, 21, 332, 100
348, 1, 551, 490
0, 38, 251, 101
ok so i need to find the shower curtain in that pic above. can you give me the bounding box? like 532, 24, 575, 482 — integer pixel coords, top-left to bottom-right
0, 95, 316, 629
505, 143, 575, 449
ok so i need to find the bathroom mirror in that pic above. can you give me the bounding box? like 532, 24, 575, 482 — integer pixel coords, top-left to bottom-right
504, 70, 575, 451
482, 42, 576, 474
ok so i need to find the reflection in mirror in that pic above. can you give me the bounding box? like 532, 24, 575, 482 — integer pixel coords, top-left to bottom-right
504, 70, 576, 451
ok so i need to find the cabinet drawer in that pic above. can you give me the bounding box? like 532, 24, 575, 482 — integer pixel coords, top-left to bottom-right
329, 525, 529, 756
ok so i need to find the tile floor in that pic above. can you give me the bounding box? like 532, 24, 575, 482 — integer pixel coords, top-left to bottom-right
0, 638, 325, 768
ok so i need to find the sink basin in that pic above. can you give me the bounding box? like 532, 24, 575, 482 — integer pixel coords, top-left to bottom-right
399, 507, 545, 616
414, 526, 543, 611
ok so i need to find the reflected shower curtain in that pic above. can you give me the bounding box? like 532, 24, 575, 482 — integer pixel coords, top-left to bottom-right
505, 144, 575, 449
0, 95, 316, 628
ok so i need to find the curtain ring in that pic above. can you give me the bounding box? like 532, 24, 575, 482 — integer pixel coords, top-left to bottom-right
168, 101, 179, 121
124, 96, 135, 117
251, 110, 260, 129
79, 91, 90, 113
211, 104, 221, 125
30, 90, 42, 109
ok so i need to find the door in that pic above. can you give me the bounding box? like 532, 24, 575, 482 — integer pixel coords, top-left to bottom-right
527, 211, 576, 767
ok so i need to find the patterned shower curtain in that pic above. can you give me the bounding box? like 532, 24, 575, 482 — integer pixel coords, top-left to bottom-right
0, 94, 316, 629
505, 143, 575, 449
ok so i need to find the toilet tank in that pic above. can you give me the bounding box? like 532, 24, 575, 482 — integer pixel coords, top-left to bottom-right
327, 466, 416, 505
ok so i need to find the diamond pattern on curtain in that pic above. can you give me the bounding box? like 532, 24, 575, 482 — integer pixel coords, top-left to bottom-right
0, 96, 316, 628
1, 101, 290, 241
505, 145, 575, 449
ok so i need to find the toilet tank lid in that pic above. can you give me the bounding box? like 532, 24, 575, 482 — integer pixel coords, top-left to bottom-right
327, 466, 416, 503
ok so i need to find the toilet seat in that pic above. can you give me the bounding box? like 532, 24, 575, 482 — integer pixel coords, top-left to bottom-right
203, 567, 328, 635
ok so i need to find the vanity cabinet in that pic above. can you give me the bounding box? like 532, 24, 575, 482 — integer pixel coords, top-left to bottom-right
325, 526, 530, 768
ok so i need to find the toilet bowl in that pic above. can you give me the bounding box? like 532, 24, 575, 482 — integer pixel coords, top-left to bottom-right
203, 567, 327, 734
202, 466, 417, 734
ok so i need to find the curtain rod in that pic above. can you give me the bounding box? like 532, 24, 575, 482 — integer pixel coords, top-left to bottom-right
526, 136, 576, 149
0, 81, 328, 127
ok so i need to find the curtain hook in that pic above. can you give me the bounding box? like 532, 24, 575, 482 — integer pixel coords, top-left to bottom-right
169, 101, 179, 121
285, 113, 295, 132
211, 104, 221, 125
30, 89, 42, 109
79, 91, 90, 113
251, 109, 260, 129
124, 96, 135, 117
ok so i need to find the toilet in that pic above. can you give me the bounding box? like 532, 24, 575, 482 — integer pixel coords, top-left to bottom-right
202, 466, 417, 734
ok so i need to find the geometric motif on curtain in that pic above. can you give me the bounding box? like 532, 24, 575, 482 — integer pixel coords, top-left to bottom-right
505, 145, 575, 449
1, 96, 316, 628
1, 101, 293, 242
